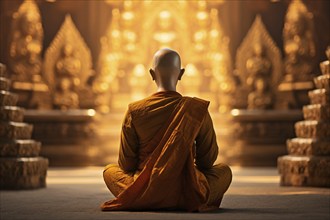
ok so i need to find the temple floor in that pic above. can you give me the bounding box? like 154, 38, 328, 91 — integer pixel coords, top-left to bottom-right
1, 167, 329, 220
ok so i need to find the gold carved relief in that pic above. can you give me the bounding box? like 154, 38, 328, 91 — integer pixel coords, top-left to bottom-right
236, 15, 282, 109
44, 15, 93, 110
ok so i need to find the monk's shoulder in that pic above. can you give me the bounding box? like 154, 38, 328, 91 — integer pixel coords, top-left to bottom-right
184, 96, 210, 108
127, 97, 151, 116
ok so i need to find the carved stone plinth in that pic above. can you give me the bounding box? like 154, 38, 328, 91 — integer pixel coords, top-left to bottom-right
287, 138, 330, 156
229, 109, 302, 166
23, 109, 96, 166
303, 104, 330, 121
278, 155, 330, 187
0, 140, 41, 157
295, 121, 330, 139
0, 91, 18, 106
0, 106, 24, 122
0, 157, 48, 189
0, 122, 33, 139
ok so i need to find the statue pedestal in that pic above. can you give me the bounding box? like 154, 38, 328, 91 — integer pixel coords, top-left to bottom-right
228, 109, 303, 166
277, 81, 314, 109
11, 80, 51, 109
23, 109, 96, 166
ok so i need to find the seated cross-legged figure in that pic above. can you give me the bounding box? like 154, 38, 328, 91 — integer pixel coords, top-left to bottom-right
102, 48, 232, 212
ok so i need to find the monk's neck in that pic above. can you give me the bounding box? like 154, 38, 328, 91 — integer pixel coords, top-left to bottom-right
157, 85, 177, 92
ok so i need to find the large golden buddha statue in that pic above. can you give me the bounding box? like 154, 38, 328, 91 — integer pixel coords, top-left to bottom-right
9, 0, 43, 82
8, 0, 50, 109
283, 0, 316, 82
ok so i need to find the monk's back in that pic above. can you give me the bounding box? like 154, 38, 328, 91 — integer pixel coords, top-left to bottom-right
128, 91, 182, 159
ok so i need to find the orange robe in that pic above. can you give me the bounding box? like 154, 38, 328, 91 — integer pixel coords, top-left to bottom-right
102, 91, 222, 211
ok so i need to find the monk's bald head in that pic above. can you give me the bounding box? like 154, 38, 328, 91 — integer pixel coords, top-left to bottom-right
149, 48, 185, 91
152, 48, 181, 71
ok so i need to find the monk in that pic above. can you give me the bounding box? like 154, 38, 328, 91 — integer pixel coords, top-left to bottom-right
102, 48, 232, 212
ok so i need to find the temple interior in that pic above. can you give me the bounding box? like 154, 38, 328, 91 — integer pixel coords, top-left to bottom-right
0, 0, 329, 219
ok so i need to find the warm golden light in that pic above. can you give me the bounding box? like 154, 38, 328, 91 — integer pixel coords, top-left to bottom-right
98, 1, 234, 112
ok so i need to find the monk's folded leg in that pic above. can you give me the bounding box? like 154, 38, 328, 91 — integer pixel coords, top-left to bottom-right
103, 164, 134, 197
202, 163, 232, 207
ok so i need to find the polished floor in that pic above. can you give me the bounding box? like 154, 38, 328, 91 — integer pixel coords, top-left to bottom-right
0, 167, 329, 220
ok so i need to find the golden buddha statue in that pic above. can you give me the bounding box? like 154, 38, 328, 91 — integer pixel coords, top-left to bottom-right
246, 43, 272, 87
52, 43, 81, 110
55, 43, 81, 86
9, 0, 43, 82
283, 0, 316, 82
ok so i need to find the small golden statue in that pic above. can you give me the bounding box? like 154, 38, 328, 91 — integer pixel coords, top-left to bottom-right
44, 14, 93, 110
246, 43, 274, 109
246, 43, 272, 87
248, 76, 273, 109
53, 77, 79, 110
283, 0, 316, 82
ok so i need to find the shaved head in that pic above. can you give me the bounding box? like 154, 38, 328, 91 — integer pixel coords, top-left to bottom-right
152, 48, 181, 71
149, 48, 185, 92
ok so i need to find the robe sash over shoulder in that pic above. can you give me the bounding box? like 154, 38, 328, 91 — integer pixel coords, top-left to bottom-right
101, 97, 211, 211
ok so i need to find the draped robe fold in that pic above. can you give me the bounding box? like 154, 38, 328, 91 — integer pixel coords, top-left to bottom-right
101, 97, 214, 211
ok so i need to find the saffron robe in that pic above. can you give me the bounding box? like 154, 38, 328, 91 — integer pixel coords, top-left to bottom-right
102, 91, 219, 211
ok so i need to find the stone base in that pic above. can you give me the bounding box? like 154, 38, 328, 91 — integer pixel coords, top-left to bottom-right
0, 121, 33, 139
309, 89, 330, 105
0, 140, 41, 157
295, 120, 330, 138
0, 157, 48, 189
0, 106, 24, 122
278, 155, 330, 187
287, 138, 330, 156
277, 81, 314, 109
303, 104, 330, 121
0, 91, 18, 106
0, 77, 10, 91
314, 74, 330, 90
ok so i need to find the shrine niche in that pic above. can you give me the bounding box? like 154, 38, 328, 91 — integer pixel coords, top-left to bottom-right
43, 14, 94, 110
228, 15, 302, 166
8, 0, 50, 109
235, 15, 282, 109
278, 0, 316, 109
96, 0, 234, 113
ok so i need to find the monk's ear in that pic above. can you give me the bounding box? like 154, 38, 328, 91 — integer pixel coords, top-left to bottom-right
149, 68, 156, 81
178, 68, 185, 80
